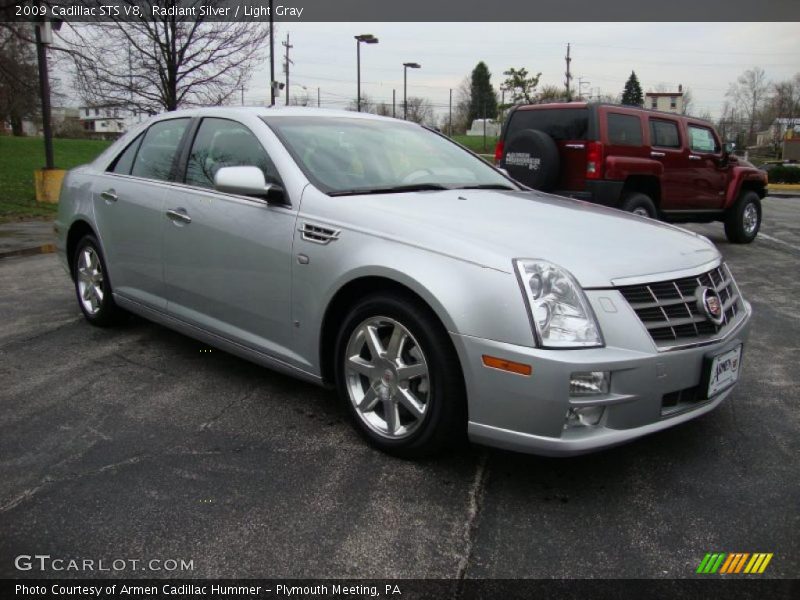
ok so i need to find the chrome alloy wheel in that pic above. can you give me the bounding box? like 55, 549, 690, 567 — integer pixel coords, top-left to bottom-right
76, 246, 104, 315
743, 202, 759, 235
344, 317, 430, 439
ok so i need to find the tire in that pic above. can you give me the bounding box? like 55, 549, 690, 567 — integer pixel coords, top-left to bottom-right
724, 191, 761, 244
334, 292, 466, 458
72, 234, 124, 327
620, 192, 658, 218
502, 129, 560, 191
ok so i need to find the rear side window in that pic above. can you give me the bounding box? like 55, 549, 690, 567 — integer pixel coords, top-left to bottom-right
507, 108, 588, 141
607, 113, 643, 146
131, 118, 190, 181
185, 118, 280, 189
649, 119, 681, 148
109, 134, 143, 175
688, 125, 719, 153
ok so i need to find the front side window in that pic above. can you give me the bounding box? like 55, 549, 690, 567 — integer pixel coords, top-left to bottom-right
649, 119, 681, 149
130, 118, 190, 182
264, 117, 515, 195
185, 118, 280, 189
607, 113, 643, 146
688, 125, 719, 154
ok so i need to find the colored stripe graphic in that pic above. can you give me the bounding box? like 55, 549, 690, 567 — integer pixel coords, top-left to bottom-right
698, 552, 773, 574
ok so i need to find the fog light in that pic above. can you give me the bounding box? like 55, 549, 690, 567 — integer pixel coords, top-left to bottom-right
564, 406, 605, 429
570, 371, 610, 396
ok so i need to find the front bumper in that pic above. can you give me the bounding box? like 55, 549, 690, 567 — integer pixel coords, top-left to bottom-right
451, 297, 752, 456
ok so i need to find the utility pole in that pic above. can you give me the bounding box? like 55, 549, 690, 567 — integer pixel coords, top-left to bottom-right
564, 42, 572, 102
449, 89, 452, 136
482, 99, 487, 152
269, 0, 275, 105
241, 86, 245, 106
392, 89, 396, 118
282, 32, 293, 106
317, 87, 320, 107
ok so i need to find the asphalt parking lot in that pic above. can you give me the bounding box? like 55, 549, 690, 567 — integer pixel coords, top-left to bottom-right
0, 196, 798, 580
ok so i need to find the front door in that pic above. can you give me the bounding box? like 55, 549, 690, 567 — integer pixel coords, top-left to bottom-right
686, 123, 727, 209
160, 117, 298, 360
647, 117, 691, 209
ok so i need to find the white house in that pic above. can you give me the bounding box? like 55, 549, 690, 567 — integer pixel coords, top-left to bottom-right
79, 105, 151, 134
467, 118, 500, 137
645, 85, 684, 114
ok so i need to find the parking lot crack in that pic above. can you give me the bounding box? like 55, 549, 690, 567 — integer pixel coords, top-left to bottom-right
454, 451, 490, 590
198, 388, 257, 431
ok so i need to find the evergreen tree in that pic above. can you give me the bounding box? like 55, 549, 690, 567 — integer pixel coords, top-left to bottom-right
468, 62, 498, 123
621, 71, 644, 106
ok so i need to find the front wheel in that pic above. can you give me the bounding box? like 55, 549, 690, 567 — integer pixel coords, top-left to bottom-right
724, 191, 761, 244
334, 293, 466, 458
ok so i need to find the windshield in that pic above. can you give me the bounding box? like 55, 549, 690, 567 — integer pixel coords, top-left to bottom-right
262, 116, 517, 195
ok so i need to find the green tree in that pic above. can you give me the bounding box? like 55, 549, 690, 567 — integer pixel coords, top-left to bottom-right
468, 62, 497, 123
621, 71, 644, 107
501, 67, 541, 106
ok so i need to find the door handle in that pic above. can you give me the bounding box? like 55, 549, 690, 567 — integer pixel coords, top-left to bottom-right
166, 208, 192, 224
688, 154, 702, 160
100, 189, 118, 202
650, 151, 665, 158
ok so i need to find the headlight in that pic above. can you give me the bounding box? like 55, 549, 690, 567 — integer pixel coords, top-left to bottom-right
514, 259, 603, 348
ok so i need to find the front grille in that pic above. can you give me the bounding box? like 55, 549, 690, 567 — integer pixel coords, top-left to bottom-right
618, 264, 743, 349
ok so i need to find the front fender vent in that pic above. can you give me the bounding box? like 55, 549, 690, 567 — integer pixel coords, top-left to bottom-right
299, 222, 340, 245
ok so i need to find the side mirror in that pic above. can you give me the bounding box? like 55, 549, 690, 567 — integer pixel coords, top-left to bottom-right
723, 141, 735, 155
213, 166, 287, 205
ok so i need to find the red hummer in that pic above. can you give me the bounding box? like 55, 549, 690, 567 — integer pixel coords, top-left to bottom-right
496, 103, 768, 243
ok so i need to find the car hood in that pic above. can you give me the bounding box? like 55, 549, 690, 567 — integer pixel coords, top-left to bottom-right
314, 189, 720, 288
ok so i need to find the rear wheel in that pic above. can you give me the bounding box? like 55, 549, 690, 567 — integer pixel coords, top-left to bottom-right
72, 234, 124, 326
620, 192, 658, 218
724, 191, 761, 244
334, 293, 466, 458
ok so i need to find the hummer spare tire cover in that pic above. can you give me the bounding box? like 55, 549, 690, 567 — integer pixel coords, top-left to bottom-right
502, 129, 560, 191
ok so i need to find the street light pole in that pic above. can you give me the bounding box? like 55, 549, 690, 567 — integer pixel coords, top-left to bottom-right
354, 34, 378, 112
269, 0, 275, 105
34, 22, 54, 169
402, 62, 420, 120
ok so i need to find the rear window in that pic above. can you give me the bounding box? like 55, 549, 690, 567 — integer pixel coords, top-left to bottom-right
507, 108, 588, 141
607, 113, 643, 146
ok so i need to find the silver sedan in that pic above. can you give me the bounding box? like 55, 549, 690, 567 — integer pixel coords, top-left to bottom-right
55, 107, 751, 457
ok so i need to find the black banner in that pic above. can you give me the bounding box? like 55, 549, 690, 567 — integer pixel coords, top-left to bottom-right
2, 579, 800, 600
1, 0, 797, 22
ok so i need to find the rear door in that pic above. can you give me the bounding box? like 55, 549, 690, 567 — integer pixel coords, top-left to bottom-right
686, 123, 727, 208
92, 117, 191, 309
647, 117, 691, 209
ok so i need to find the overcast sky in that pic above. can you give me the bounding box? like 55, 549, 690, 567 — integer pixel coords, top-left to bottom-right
240, 22, 800, 120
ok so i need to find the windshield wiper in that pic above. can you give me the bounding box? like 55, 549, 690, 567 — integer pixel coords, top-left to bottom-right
452, 183, 517, 191
328, 183, 450, 197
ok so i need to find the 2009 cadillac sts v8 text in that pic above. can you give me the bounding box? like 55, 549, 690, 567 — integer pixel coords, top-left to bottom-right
55, 108, 751, 457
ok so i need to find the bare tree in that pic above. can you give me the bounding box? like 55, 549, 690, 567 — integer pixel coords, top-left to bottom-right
59, 2, 268, 112
0, 23, 39, 135
404, 96, 434, 126
726, 67, 769, 146
680, 87, 694, 115
452, 76, 472, 134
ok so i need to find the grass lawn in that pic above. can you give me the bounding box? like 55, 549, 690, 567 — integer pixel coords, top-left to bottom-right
450, 134, 500, 155
0, 136, 111, 222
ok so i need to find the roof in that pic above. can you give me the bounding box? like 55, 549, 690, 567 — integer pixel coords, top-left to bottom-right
150, 106, 397, 122
644, 92, 684, 97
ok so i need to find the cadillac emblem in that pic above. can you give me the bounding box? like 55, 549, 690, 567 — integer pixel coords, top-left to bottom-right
697, 286, 724, 326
